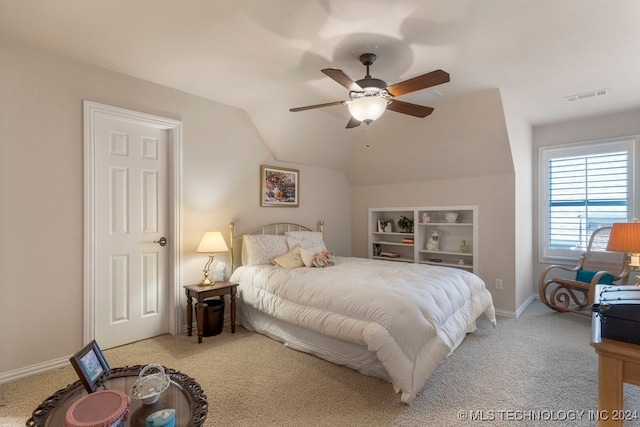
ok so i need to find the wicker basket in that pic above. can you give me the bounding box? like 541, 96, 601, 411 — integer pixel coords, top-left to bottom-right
130, 364, 170, 405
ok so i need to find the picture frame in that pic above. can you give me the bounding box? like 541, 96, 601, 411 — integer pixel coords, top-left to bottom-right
377, 219, 394, 233
260, 165, 299, 207
69, 340, 111, 393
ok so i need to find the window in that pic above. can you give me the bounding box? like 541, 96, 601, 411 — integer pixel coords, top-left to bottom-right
539, 137, 635, 261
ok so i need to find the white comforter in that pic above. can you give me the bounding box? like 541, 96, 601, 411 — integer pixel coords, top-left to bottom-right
230, 256, 496, 403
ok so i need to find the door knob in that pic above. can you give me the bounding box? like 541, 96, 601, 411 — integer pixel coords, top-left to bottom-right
154, 237, 167, 247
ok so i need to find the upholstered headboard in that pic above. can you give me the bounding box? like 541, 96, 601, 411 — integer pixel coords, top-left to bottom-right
229, 221, 324, 272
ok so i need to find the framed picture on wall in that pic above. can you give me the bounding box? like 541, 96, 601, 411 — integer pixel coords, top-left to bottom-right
260, 165, 299, 207
69, 340, 111, 393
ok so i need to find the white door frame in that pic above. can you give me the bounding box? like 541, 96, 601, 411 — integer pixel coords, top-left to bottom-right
83, 100, 182, 343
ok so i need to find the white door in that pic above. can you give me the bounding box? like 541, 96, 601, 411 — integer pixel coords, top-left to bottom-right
94, 115, 169, 349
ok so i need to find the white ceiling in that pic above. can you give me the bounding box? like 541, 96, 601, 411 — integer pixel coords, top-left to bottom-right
2, 0, 640, 169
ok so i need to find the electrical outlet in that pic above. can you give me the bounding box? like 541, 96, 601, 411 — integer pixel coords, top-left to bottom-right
495, 279, 503, 290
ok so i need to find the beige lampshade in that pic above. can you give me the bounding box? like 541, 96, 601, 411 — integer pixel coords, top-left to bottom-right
607, 221, 640, 267
197, 231, 228, 253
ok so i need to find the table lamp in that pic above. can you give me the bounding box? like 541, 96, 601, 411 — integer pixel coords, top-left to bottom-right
196, 231, 228, 285
606, 219, 640, 286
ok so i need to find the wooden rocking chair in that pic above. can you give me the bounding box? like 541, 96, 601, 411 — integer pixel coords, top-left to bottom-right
539, 226, 631, 316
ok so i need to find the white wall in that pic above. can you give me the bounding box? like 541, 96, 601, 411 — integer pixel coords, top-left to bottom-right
348, 89, 519, 313
2, 36, 563, 377
501, 92, 534, 313
350, 175, 515, 314
346, 89, 515, 186
532, 108, 640, 282
0, 39, 351, 376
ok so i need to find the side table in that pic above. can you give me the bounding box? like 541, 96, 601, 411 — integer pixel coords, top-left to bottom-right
591, 284, 640, 426
184, 281, 239, 343
26, 365, 207, 427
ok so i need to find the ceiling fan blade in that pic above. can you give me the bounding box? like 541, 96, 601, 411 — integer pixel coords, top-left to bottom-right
289, 100, 345, 112
387, 100, 435, 118
322, 68, 363, 92
346, 117, 361, 129
386, 69, 450, 97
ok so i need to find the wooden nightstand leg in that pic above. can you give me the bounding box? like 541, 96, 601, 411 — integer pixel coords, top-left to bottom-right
186, 294, 193, 337
196, 297, 204, 344
230, 287, 237, 333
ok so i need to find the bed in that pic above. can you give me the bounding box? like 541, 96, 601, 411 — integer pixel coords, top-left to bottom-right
228, 222, 496, 403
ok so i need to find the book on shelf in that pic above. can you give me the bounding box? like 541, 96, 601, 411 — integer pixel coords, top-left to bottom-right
401, 238, 414, 245
379, 252, 401, 258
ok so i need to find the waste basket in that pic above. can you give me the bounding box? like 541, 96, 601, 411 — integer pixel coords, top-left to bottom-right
197, 298, 225, 337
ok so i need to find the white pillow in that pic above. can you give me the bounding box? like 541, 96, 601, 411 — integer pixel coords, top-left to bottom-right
285, 231, 327, 251
243, 234, 289, 265
300, 246, 326, 267
272, 247, 304, 269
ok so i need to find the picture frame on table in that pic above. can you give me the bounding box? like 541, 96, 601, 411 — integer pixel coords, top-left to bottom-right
69, 340, 111, 393
260, 165, 299, 207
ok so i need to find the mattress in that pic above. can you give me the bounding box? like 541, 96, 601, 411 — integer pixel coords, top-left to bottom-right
230, 256, 495, 403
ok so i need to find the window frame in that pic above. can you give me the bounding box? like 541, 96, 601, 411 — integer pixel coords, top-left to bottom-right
539, 136, 637, 263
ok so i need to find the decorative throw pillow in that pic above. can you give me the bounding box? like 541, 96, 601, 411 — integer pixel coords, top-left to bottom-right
285, 231, 327, 251
243, 235, 289, 265
575, 269, 614, 285
311, 250, 335, 268
300, 246, 326, 267
272, 247, 304, 269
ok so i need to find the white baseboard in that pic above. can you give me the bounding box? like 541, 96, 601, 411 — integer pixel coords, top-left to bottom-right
494, 294, 536, 318
515, 294, 536, 317
494, 308, 516, 317
0, 355, 69, 385
3, 315, 234, 384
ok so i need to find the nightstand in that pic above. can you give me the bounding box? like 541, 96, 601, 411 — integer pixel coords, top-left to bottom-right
184, 281, 239, 343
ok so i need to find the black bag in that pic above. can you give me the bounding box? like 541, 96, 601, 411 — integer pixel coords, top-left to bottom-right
592, 285, 640, 345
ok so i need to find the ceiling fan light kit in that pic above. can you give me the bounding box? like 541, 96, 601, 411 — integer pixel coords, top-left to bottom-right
347, 96, 388, 123
290, 52, 450, 128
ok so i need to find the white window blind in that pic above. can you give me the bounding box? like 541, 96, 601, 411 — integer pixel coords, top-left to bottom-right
540, 138, 634, 261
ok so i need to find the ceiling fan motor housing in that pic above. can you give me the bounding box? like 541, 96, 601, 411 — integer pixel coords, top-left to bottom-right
352, 77, 389, 100
355, 77, 387, 90
356, 53, 387, 93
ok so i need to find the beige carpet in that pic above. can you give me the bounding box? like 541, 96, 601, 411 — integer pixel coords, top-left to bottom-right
2, 300, 640, 427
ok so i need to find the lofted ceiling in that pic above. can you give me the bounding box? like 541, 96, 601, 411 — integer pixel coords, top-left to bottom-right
2, 0, 640, 171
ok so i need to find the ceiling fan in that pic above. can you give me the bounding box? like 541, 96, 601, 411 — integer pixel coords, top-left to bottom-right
290, 53, 450, 128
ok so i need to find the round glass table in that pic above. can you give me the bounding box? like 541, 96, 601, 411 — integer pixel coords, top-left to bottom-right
26, 365, 207, 427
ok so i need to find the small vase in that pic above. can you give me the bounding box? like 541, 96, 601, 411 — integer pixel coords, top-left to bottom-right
459, 240, 468, 253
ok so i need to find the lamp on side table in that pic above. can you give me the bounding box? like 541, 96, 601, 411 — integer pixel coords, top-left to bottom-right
196, 231, 228, 285
607, 219, 640, 286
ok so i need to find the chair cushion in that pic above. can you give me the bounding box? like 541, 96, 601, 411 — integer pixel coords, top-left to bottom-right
575, 269, 614, 285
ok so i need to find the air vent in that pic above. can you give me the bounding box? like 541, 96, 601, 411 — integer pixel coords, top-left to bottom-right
565, 88, 609, 102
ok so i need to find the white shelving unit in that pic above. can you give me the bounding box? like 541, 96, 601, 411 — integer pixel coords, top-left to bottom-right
368, 206, 478, 273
